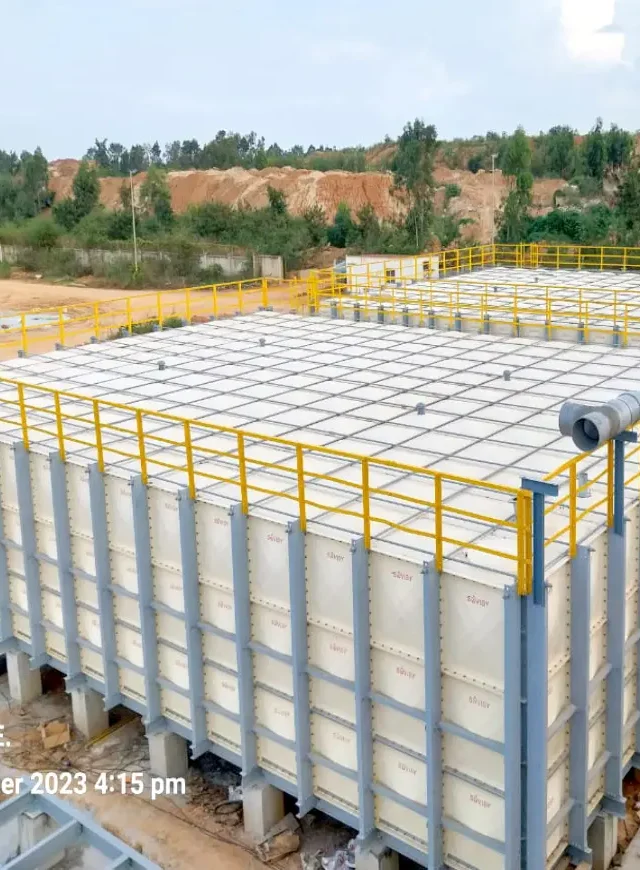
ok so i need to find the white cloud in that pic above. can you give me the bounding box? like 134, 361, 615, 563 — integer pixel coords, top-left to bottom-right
561, 0, 626, 65
309, 40, 380, 64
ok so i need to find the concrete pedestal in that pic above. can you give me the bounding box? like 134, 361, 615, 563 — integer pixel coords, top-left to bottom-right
148, 731, 189, 780
589, 812, 618, 870
18, 811, 65, 870
242, 778, 285, 839
71, 688, 108, 739
355, 838, 399, 870
7, 651, 42, 704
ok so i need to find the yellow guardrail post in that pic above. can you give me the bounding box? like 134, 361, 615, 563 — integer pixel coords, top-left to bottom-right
434, 474, 443, 573
624, 248, 628, 271
92, 399, 104, 472
237, 432, 248, 514
17, 382, 29, 449
157, 292, 163, 328
261, 277, 268, 309
212, 284, 218, 319
136, 408, 148, 484
362, 458, 371, 549
54, 392, 65, 461
296, 444, 306, 532
93, 303, 100, 340
20, 314, 27, 355
58, 309, 65, 347
183, 420, 196, 499
126, 297, 132, 334
185, 286, 192, 323
569, 464, 577, 557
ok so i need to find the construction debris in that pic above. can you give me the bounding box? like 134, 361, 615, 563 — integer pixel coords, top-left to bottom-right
301, 839, 356, 870
257, 830, 301, 863
39, 720, 71, 750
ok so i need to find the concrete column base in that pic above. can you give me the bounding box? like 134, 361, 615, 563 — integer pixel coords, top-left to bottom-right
19, 811, 65, 870
148, 731, 189, 780
589, 812, 618, 870
355, 838, 399, 870
242, 778, 285, 839
7, 651, 42, 704
71, 688, 108, 739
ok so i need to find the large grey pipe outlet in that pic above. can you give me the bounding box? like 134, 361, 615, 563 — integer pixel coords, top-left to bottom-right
559, 392, 640, 451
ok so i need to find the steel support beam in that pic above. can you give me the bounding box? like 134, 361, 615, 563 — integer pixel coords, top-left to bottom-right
503, 584, 521, 869
230, 504, 258, 778
423, 560, 443, 869
14, 443, 45, 665
131, 475, 161, 729
288, 519, 313, 815
604, 434, 630, 814
521, 477, 558, 870
88, 464, 120, 708
0, 454, 13, 642
352, 536, 374, 840
568, 545, 592, 863
177, 489, 207, 757
50, 451, 81, 683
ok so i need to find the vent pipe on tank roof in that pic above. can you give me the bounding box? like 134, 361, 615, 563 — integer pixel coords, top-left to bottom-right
559, 392, 640, 451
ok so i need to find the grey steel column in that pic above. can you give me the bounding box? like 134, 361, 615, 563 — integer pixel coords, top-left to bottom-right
88, 464, 120, 708
131, 475, 161, 730
521, 477, 558, 870
352, 536, 374, 840
230, 504, 258, 778
288, 519, 313, 815
14, 443, 45, 665
178, 488, 207, 757
423, 560, 443, 869
50, 451, 82, 684
568, 545, 592, 862
604, 433, 634, 816
503, 584, 521, 869
0, 461, 13, 643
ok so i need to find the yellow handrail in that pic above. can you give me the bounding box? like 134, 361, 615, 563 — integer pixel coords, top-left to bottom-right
3, 375, 529, 589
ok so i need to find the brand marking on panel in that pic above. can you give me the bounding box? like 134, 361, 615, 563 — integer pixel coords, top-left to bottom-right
163, 501, 177, 513
217, 600, 232, 611
396, 665, 416, 680
392, 570, 413, 583
221, 680, 235, 692
272, 617, 287, 630
398, 761, 417, 775
267, 533, 284, 544
212, 517, 229, 528
327, 551, 345, 563
466, 594, 490, 609
329, 641, 348, 655
470, 793, 491, 809
274, 707, 291, 718
469, 695, 490, 710
333, 731, 350, 744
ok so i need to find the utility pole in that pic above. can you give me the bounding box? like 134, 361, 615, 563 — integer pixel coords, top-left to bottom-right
130, 170, 139, 272
491, 154, 499, 245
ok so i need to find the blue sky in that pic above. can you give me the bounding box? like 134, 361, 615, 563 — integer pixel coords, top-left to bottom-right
1, 0, 639, 158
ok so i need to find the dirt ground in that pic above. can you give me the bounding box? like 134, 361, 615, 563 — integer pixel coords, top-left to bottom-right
0, 672, 351, 870
0, 277, 308, 361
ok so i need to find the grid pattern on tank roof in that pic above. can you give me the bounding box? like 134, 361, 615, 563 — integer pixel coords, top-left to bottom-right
343, 265, 640, 328
0, 311, 637, 575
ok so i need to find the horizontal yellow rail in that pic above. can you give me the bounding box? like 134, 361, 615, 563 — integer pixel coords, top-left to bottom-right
0, 376, 532, 592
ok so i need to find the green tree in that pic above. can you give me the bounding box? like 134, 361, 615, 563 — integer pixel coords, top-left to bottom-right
302, 205, 327, 246
392, 119, 438, 248
544, 126, 576, 178
327, 203, 357, 248
616, 164, 640, 231
606, 124, 634, 171
53, 160, 100, 229
583, 118, 606, 182
497, 127, 533, 243
139, 165, 174, 229
267, 186, 287, 217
